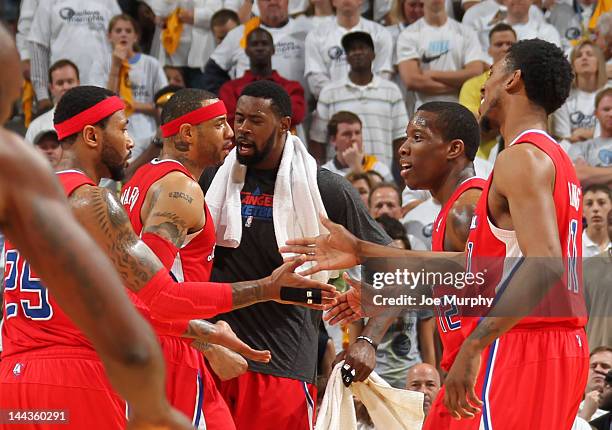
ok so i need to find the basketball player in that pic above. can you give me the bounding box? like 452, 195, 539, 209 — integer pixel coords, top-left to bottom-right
284, 39, 589, 429
0, 23, 192, 430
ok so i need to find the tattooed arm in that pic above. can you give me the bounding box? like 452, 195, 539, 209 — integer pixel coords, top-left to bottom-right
0, 129, 189, 429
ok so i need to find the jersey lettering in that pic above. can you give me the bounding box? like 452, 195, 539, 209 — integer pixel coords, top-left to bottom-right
568, 182, 581, 211
567, 218, 579, 294
120, 186, 140, 212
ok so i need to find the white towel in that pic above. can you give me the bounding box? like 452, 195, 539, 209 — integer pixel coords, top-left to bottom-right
316, 362, 425, 430
205, 132, 334, 282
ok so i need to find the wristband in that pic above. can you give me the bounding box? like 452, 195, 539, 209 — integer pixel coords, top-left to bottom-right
280, 287, 322, 305
355, 335, 378, 351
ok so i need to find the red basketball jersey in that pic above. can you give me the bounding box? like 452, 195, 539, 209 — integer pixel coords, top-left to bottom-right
2, 170, 96, 358
121, 159, 216, 282
430, 176, 486, 371
455, 130, 587, 366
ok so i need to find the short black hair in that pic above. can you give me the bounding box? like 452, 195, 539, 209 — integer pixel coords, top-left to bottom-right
489, 23, 516, 41
417, 101, 480, 161
53, 86, 116, 142
239, 80, 292, 118
246, 27, 273, 46
211, 9, 240, 28
505, 39, 574, 115
48, 59, 80, 84
375, 214, 411, 250
161, 88, 217, 125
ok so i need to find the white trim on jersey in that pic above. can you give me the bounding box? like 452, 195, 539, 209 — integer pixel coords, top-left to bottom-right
508, 129, 558, 147
302, 381, 315, 430
55, 169, 86, 175
481, 338, 500, 430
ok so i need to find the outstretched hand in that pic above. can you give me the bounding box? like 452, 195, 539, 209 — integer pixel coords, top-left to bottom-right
190, 320, 271, 363
324, 273, 364, 325
280, 214, 361, 276
270, 256, 339, 310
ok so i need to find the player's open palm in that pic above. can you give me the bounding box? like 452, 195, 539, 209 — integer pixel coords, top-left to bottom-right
324, 272, 364, 325
271, 257, 339, 310
280, 214, 361, 275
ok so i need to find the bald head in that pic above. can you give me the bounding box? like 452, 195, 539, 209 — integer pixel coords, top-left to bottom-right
0, 23, 23, 125
406, 363, 441, 416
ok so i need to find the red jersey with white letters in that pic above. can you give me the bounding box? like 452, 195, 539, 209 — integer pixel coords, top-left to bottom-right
447, 130, 587, 369
121, 159, 216, 282
430, 176, 486, 371
1, 170, 96, 358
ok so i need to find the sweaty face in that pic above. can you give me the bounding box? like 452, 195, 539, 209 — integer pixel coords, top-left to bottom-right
488, 31, 516, 65
49, 66, 79, 104
192, 102, 234, 167
100, 110, 134, 181
35, 133, 63, 167
584, 190, 612, 228
234, 95, 282, 166
369, 187, 402, 220
109, 19, 138, 49
332, 122, 363, 164
399, 111, 450, 190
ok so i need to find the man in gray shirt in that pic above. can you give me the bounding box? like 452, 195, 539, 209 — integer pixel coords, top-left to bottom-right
569, 87, 612, 186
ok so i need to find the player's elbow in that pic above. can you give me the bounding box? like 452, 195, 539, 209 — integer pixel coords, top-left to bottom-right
119, 342, 156, 368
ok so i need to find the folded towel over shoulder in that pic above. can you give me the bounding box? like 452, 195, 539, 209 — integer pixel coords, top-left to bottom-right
205, 132, 335, 282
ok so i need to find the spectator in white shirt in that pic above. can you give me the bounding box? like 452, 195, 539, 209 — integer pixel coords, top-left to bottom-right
396, 0, 485, 109
321, 111, 394, 182
462, 0, 544, 53
553, 41, 608, 148
203, 0, 312, 93
28, 0, 121, 113
90, 14, 167, 159
25, 59, 80, 146
547, 0, 597, 54
15, 0, 39, 81
304, 0, 393, 97
310, 31, 408, 168
579, 346, 612, 422
505, 0, 562, 47
582, 184, 612, 258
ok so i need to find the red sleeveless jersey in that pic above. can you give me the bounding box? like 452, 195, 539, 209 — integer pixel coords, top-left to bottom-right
464, 130, 586, 334
2, 170, 96, 358
430, 176, 486, 371
121, 159, 216, 282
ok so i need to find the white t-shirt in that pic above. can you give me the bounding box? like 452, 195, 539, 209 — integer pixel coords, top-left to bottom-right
401, 197, 441, 250
396, 17, 487, 108
90, 53, 168, 158
210, 16, 313, 88
28, 0, 121, 86
16, 0, 40, 61
552, 88, 599, 140
510, 19, 562, 48
583, 230, 612, 258
463, 0, 544, 52
148, 0, 241, 69
304, 17, 393, 97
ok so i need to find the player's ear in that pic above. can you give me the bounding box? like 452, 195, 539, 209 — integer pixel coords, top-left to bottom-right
447, 139, 464, 161
178, 123, 194, 145
82, 125, 99, 149
279, 116, 291, 134
505, 69, 522, 94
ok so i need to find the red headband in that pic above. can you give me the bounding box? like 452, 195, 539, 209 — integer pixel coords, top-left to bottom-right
55, 96, 126, 140
160, 100, 227, 138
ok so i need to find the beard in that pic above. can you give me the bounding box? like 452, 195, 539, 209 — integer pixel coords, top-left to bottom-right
101, 141, 127, 181
236, 128, 276, 166
479, 97, 500, 134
